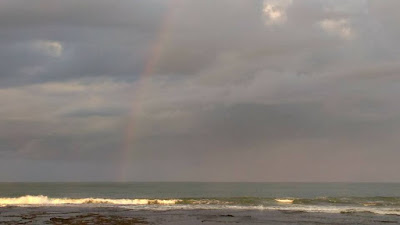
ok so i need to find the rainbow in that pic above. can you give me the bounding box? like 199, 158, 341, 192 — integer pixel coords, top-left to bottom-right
119, 0, 182, 181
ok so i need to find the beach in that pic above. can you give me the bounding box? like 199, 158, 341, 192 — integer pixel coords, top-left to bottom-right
2, 206, 400, 225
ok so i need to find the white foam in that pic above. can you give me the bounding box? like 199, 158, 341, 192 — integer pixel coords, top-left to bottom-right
0, 195, 177, 206
1, 195, 399, 216
275, 198, 294, 204
120, 204, 400, 216
261, 205, 400, 215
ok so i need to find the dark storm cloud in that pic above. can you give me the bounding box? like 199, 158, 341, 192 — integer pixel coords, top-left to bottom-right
0, 0, 167, 29
0, 0, 168, 86
0, 0, 400, 181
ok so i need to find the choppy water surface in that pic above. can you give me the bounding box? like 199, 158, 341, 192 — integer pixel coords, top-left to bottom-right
1, 182, 400, 215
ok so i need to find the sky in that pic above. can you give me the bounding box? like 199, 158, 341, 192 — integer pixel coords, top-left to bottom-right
0, 0, 400, 182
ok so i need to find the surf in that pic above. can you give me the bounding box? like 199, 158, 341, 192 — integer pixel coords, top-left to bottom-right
0, 195, 178, 206
275, 198, 294, 204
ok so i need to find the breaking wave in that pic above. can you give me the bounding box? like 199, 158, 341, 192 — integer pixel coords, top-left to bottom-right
275, 198, 294, 203
0, 195, 178, 206
1, 195, 400, 216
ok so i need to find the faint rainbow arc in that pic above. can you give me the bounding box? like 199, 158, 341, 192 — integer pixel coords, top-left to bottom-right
118, 1, 181, 181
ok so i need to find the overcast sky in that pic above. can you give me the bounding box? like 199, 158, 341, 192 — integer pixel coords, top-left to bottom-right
0, 0, 400, 182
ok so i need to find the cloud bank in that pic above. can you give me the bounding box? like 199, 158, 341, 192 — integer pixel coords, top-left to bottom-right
0, 0, 400, 181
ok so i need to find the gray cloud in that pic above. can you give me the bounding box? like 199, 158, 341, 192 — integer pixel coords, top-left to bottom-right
0, 0, 400, 181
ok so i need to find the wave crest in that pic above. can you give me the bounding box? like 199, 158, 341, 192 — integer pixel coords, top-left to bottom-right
275, 199, 294, 204
0, 195, 178, 206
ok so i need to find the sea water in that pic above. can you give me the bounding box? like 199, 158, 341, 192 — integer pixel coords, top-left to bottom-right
1, 182, 400, 215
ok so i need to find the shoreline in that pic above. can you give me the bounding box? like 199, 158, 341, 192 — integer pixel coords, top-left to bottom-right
1, 206, 400, 224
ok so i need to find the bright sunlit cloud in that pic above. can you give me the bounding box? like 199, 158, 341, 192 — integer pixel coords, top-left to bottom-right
319, 18, 355, 40
262, 0, 292, 25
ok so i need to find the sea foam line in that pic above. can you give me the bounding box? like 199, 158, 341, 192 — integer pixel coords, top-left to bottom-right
0, 195, 178, 206
2, 195, 400, 216
275, 198, 294, 203
120, 204, 400, 216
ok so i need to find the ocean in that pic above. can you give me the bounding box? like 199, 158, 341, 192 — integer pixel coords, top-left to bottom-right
1, 182, 400, 216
